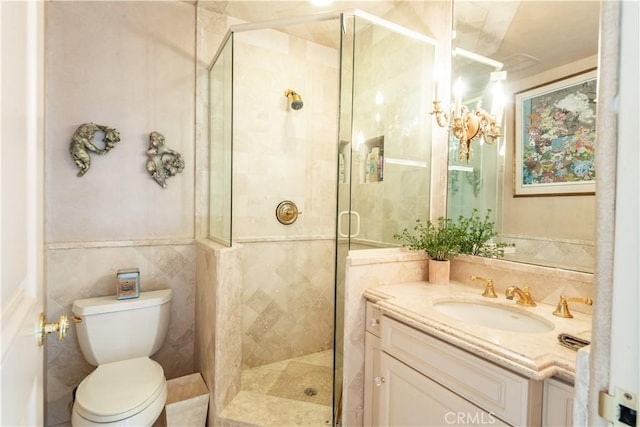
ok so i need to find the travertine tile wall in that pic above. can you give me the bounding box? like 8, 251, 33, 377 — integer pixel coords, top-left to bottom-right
349, 19, 436, 245
45, 2, 197, 425
240, 240, 336, 368
342, 249, 430, 426
230, 26, 339, 367
501, 234, 595, 273
46, 244, 196, 426
194, 241, 243, 426
231, 28, 339, 240
450, 255, 595, 315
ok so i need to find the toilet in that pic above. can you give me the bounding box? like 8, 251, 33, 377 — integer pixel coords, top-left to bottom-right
71, 289, 173, 426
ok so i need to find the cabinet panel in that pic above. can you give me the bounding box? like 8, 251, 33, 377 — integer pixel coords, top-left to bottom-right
381, 316, 540, 426
378, 352, 508, 427
364, 332, 381, 427
542, 378, 574, 426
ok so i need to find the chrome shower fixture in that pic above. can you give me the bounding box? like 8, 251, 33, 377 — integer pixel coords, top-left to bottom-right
285, 89, 304, 110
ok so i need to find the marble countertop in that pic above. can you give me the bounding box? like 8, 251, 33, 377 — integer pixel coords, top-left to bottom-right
364, 281, 592, 383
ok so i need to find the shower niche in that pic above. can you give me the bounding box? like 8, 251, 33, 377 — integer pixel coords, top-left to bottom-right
206, 9, 437, 427
359, 135, 384, 183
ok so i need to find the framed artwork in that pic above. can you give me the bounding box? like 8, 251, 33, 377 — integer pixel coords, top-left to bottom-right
514, 69, 597, 196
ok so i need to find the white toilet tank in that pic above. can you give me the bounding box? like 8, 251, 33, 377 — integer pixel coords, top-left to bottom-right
72, 289, 172, 366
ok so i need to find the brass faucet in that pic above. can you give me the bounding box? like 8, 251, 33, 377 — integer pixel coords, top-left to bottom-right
505, 286, 537, 307
553, 295, 593, 318
470, 275, 497, 298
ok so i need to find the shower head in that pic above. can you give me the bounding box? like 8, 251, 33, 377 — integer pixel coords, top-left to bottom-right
285, 89, 303, 110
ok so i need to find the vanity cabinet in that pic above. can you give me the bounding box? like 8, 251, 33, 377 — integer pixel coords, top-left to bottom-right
364, 304, 544, 426
542, 377, 574, 426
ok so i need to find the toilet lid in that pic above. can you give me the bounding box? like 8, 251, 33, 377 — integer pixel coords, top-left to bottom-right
75, 357, 165, 423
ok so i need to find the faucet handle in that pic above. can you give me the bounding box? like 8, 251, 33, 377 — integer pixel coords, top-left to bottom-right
553, 295, 593, 318
470, 275, 497, 298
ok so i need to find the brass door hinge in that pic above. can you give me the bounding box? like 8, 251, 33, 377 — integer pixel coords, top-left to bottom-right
599, 388, 638, 426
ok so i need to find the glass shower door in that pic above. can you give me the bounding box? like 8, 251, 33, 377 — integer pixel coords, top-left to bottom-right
334, 12, 437, 425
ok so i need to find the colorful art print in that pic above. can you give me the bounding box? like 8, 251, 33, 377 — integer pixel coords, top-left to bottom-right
514, 69, 597, 196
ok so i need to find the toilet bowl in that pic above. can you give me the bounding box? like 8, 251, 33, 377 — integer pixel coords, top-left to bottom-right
71, 290, 172, 426
71, 357, 166, 426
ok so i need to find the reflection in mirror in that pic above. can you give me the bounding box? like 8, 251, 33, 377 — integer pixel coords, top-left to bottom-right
447, 48, 504, 227
448, 1, 600, 273
434, 48, 505, 163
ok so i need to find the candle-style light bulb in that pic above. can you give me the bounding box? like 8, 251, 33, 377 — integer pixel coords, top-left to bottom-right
492, 81, 505, 124
453, 78, 463, 118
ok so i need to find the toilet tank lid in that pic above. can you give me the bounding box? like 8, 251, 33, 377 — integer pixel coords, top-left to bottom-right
72, 289, 172, 316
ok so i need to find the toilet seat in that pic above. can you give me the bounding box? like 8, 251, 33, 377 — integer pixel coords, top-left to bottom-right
74, 357, 166, 423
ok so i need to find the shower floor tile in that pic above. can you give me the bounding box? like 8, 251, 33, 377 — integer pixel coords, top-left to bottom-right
267, 361, 332, 406
220, 350, 333, 427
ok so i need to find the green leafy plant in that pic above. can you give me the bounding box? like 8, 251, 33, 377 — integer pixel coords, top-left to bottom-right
395, 209, 513, 260
454, 209, 513, 258
394, 217, 461, 261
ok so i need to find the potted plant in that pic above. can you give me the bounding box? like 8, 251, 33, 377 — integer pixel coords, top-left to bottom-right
394, 217, 461, 284
395, 210, 513, 284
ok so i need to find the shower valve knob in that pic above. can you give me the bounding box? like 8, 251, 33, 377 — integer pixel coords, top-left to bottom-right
276, 200, 300, 225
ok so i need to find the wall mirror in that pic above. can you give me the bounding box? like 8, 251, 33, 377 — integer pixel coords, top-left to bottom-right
447, 0, 600, 273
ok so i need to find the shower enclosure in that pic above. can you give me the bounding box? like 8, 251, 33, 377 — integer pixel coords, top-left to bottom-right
207, 10, 436, 426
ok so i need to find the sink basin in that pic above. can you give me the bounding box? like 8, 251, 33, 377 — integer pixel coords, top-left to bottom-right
433, 300, 555, 333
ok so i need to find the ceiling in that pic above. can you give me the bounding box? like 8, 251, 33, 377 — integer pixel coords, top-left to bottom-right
199, 1, 600, 80
199, 0, 395, 23
198, 1, 397, 48
455, 1, 600, 80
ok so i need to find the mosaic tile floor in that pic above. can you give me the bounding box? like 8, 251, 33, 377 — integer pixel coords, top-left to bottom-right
220, 350, 334, 426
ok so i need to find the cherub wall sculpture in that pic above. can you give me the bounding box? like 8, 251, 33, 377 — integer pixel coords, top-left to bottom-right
146, 131, 185, 188
69, 123, 121, 177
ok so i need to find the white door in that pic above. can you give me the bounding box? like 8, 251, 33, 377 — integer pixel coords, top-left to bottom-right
1, 1, 46, 425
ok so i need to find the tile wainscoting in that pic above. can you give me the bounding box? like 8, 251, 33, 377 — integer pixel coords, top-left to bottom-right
46, 241, 196, 427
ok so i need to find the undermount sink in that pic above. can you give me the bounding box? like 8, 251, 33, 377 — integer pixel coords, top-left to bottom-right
433, 299, 555, 334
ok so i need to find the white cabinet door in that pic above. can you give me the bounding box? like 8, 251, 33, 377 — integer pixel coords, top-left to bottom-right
542, 378, 574, 427
377, 352, 508, 427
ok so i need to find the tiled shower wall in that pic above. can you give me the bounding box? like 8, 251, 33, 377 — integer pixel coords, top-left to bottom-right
44, 2, 196, 425
194, 241, 243, 426
231, 27, 340, 367
348, 21, 436, 246
240, 240, 336, 368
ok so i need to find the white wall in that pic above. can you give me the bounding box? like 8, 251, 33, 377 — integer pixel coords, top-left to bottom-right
45, 2, 194, 241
